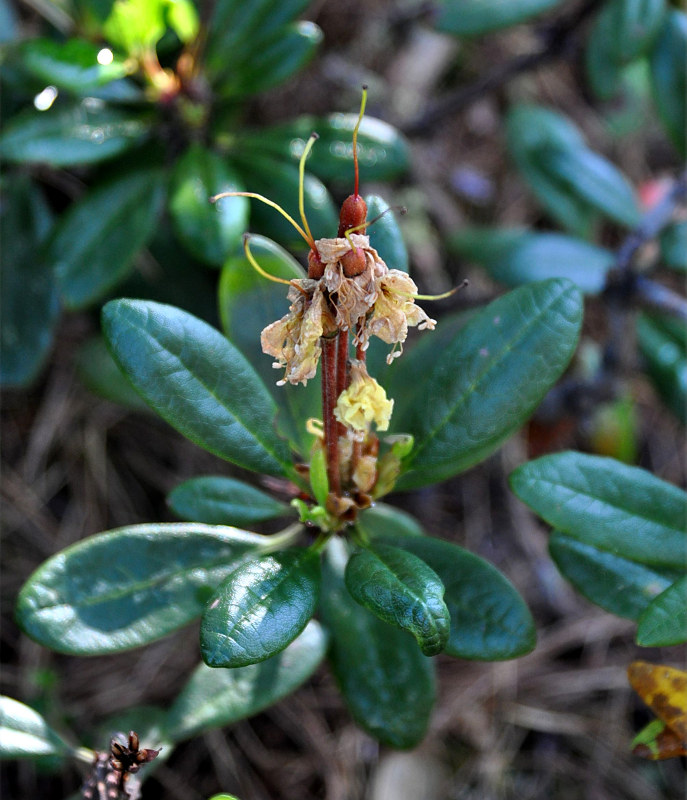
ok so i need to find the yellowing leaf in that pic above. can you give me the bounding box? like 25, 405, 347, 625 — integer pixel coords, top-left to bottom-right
628, 661, 687, 760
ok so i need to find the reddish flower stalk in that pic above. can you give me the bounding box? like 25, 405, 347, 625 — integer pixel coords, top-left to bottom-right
321, 336, 341, 496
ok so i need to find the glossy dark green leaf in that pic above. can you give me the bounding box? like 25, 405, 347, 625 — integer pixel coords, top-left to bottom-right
384, 535, 536, 660
650, 10, 687, 154
0, 175, 59, 388
536, 145, 640, 227
432, 0, 565, 35
365, 195, 409, 273
549, 531, 681, 620
18, 38, 129, 92
233, 114, 410, 183
393, 279, 583, 490
231, 154, 337, 250
0, 101, 150, 165
506, 105, 595, 237
637, 312, 686, 423
451, 228, 614, 293
345, 543, 449, 656
510, 452, 686, 568
204, 0, 311, 78
637, 576, 687, 646
53, 169, 165, 309
216, 21, 322, 97
200, 548, 320, 668
0, 697, 71, 759
358, 503, 425, 540
169, 144, 248, 266
660, 221, 687, 272
218, 235, 319, 454
16, 524, 269, 655
75, 335, 151, 411
168, 476, 289, 526
166, 620, 326, 741
321, 540, 435, 749
102, 299, 294, 477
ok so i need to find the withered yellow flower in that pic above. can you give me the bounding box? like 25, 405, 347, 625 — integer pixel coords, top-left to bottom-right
334, 360, 394, 436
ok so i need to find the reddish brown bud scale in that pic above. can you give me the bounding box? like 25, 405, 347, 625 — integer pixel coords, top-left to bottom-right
308, 248, 325, 279
338, 194, 367, 237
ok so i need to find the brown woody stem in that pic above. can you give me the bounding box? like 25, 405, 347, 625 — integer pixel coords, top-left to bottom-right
321, 336, 341, 496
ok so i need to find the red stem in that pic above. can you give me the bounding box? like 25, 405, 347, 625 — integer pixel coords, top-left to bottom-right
321, 336, 341, 496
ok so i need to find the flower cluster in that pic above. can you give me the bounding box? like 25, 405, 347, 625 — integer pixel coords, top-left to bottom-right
261, 234, 436, 386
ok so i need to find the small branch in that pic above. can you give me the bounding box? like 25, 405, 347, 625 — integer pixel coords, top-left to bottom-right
403, 0, 602, 136
321, 337, 341, 497
635, 276, 687, 321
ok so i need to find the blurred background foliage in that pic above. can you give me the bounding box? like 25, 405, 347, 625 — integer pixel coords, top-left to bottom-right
1, 0, 685, 798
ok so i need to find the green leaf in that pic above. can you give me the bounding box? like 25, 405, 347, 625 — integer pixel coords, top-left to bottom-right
637, 312, 686, 423
169, 144, 248, 266
200, 548, 320, 668
358, 503, 425, 540
660, 221, 687, 272
384, 535, 536, 660
104, 0, 198, 55
432, 0, 565, 36
637, 576, 687, 646
549, 531, 680, 620
216, 21, 322, 97
18, 38, 129, 92
232, 115, 410, 183
167, 476, 290, 526
166, 620, 326, 741
75, 335, 151, 411
345, 543, 449, 656
321, 540, 435, 749
102, 299, 293, 477
650, 10, 687, 154
0, 174, 59, 388
16, 523, 269, 655
231, 154, 337, 250
205, 0, 312, 78
0, 101, 150, 166
450, 228, 614, 293
53, 169, 165, 309
506, 105, 595, 237
586, 3, 627, 100
0, 697, 71, 759
510, 452, 686, 568
606, 0, 667, 63
536, 145, 641, 227
218, 235, 320, 454
393, 279, 583, 490
365, 195, 409, 273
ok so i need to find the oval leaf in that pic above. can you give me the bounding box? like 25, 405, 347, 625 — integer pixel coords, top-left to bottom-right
383, 535, 536, 660
0, 697, 71, 759
451, 228, 614, 293
365, 194, 409, 273
345, 543, 449, 656
233, 114, 409, 183
358, 504, 425, 540
660, 221, 687, 272
18, 38, 129, 91
321, 540, 435, 749
167, 475, 290, 526
101, 299, 293, 477
75, 335, 151, 411
607, 0, 667, 64
169, 144, 248, 266
650, 10, 686, 154
549, 531, 680, 620
0, 174, 58, 388
166, 620, 326, 741
0, 101, 150, 166
53, 169, 165, 309
200, 548, 320, 668
637, 576, 687, 647
637, 312, 686, 423
393, 279, 583, 490
433, 0, 565, 36
16, 523, 269, 655
510, 452, 686, 568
